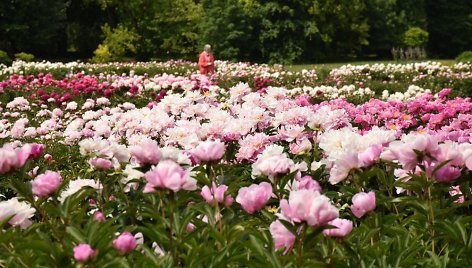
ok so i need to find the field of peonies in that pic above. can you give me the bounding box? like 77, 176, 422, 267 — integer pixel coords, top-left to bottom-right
1, 60, 472, 267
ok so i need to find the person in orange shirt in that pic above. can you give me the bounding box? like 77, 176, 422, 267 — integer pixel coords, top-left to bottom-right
199, 44, 215, 75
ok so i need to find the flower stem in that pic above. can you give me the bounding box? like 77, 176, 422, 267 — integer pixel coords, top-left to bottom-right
296, 224, 308, 268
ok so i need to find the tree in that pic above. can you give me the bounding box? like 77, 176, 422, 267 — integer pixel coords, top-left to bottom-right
305, 0, 369, 61
0, 0, 69, 59
199, 0, 259, 62
426, 0, 472, 58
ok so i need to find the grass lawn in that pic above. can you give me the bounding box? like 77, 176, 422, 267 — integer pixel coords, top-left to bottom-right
285, 59, 455, 72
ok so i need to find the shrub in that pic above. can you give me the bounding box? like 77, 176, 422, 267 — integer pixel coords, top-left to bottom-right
403, 27, 429, 47
0, 50, 12, 65
91, 24, 140, 63
14, 52, 35, 62
456, 51, 472, 63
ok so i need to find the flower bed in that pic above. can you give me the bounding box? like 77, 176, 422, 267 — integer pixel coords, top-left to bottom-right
1, 60, 472, 267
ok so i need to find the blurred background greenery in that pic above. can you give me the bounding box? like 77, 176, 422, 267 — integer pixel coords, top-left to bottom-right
0, 0, 471, 64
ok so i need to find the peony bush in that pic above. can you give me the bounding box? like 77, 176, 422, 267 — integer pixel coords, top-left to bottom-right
1, 60, 472, 267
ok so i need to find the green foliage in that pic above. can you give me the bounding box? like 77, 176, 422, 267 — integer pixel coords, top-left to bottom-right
0, 0, 69, 58
456, 51, 472, 63
1, 0, 471, 61
91, 24, 139, 62
14, 52, 34, 62
403, 27, 429, 47
426, 0, 472, 58
0, 50, 12, 65
200, 0, 258, 61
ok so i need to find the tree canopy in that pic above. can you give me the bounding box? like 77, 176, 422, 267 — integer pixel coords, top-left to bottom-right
0, 0, 471, 63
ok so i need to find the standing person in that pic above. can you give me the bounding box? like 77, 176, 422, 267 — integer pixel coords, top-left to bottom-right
199, 44, 215, 75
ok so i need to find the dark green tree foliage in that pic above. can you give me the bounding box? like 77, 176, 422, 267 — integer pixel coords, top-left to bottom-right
200, 0, 259, 62
253, 0, 311, 64
364, 0, 427, 58
65, 0, 108, 59
0, 0, 69, 58
0, 0, 471, 62
305, 0, 369, 61
95, 0, 202, 60
426, 0, 472, 58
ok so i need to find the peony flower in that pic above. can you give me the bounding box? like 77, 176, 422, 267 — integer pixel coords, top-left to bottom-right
32, 170, 62, 198
280, 189, 338, 226
129, 139, 162, 166
113, 232, 137, 254
200, 182, 233, 206
293, 175, 322, 192
89, 157, 113, 170
191, 140, 226, 163
0, 197, 35, 228
358, 144, 383, 167
251, 145, 295, 181
59, 179, 101, 203
236, 182, 272, 214
449, 186, 465, 204
93, 211, 106, 222
329, 151, 362, 184
351, 191, 376, 218
144, 160, 197, 192
73, 244, 95, 263
323, 218, 353, 238
269, 220, 295, 254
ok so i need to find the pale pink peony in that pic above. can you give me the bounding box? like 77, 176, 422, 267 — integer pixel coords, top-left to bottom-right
129, 139, 162, 166
329, 151, 362, 184
358, 144, 383, 167
280, 189, 338, 226
236, 182, 272, 214
144, 160, 197, 192
351, 191, 376, 218
269, 220, 296, 254
0, 197, 35, 228
293, 175, 322, 192
449, 186, 465, 204
113, 232, 137, 254
89, 157, 113, 170
323, 218, 353, 238
32, 170, 62, 198
73, 244, 95, 262
191, 140, 226, 163
200, 182, 233, 206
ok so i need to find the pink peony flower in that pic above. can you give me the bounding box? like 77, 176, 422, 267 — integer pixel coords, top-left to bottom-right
94, 211, 106, 222
200, 182, 233, 206
428, 163, 461, 183
44, 154, 53, 162
113, 232, 137, 254
73, 244, 95, 263
351, 191, 376, 218
280, 189, 338, 226
329, 151, 362, 184
186, 223, 195, 232
144, 160, 197, 192
269, 220, 295, 254
296, 175, 322, 192
449, 186, 465, 204
236, 182, 272, 214
358, 144, 383, 167
31, 170, 62, 198
191, 140, 225, 163
252, 149, 295, 181
89, 158, 113, 170
129, 139, 162, 166
323, 218, 353, 238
